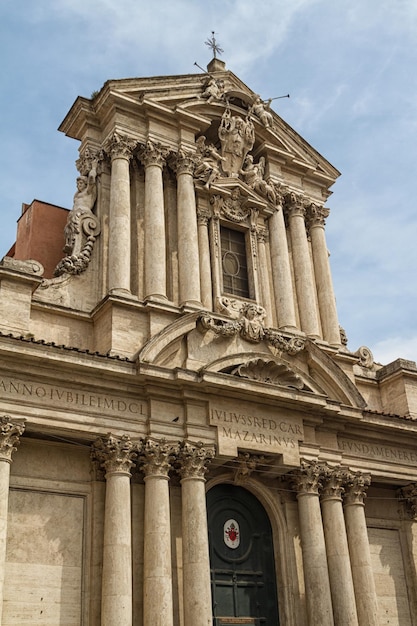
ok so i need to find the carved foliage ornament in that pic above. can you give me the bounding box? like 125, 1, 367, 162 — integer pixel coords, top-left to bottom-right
0, 416, 25, 462
176, 441, 215, 480
92, 433, 137, 475
398, 483, 417, 519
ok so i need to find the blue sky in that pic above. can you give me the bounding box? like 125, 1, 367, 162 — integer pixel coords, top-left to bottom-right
1, 0, 417, 364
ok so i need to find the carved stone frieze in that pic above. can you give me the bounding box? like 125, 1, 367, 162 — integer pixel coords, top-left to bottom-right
176, 441, 215, 480
138, 437, 179, 477
232, 358, 305, 389
344, 471, 371, 505
92, 433, 137, 476
0, 416, 25, 462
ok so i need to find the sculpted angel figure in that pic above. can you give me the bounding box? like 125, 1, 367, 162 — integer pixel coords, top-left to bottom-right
240, 155, 276, 203
202, 77, 225, 103
194, 135, 226, 189
251, 96, 274, 128
240, 303, 266, 342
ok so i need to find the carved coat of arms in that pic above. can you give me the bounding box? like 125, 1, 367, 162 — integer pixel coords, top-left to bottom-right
224, 518, 240, 549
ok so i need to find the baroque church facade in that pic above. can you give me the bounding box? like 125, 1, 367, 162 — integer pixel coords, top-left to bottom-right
1, 56, 417, 626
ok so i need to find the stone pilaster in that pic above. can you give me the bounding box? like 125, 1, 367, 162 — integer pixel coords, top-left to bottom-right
343, 472, 378, 626
285, 193, 321, 338
175, 152, 201, 306
140, 438, 178, 626
321, 468, 358, 626
256, 226, 274, 327
197, 206, 213, 310
177, 441, 215, 626
139, 140, 168, 301
307, 204, 341, 346
92, 434, 136, 626
106, 133, 137, 295
268, 198, 297, 330
290, 460, 334, 626
0, 416, 25, 625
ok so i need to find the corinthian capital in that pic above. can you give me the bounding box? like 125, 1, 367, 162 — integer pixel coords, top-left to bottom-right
321, 466, 349, 500
177, 441, 215, 480
306, 203, 330, 228
289, 459, 325, 495
398, 483, 417, 519
139, 437, 178, 477
92, 433, 136, 476
105, 132, 137, 160
174, 150, 197, 176
284, 191, 306, 218
138, 139, 169, 168
344, 471, 371, 505
0, 416, 25, 462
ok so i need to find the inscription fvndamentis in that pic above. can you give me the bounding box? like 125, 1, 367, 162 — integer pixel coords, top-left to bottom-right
210, 406, 303, 460
338, 438, 417, 466
0, 375, 146, 418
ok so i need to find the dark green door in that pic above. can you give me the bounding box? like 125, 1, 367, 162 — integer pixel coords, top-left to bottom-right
207, 484, 280, 625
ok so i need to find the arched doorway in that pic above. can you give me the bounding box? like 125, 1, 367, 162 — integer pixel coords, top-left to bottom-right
207, 484, 280, 625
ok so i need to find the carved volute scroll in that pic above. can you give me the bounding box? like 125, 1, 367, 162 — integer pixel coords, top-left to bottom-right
0, 416, 25, 463
344, 471, 371, 505
139, 437, 179, 478
92, 433, 137, 476
176, 441, 215, 480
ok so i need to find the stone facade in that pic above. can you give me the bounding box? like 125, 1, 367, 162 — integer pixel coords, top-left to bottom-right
1, 57, 417, 625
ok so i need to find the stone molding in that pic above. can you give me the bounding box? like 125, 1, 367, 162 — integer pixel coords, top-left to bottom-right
0, 415, 25, 463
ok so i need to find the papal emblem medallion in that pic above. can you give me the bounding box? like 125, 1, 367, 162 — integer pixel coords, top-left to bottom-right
224, 518, 240, 549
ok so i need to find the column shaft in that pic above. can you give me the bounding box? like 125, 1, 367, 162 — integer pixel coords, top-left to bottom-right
107, 134, 135, 295
344, 474, 378, 626
257, 227, 274, 327
286, 195, 321, 337
141, 142, 168, 300
308, 205, 340, 346
0, 417, 25, 626
321, 471, 358, 625
176, 159, 201, 306
178, 442, 215, 626
93, 434, 136, 626
291, 461, 334, 626
269, 206, 297, 329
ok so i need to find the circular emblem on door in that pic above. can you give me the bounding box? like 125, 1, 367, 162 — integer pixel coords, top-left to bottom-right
224, 518, 240, 549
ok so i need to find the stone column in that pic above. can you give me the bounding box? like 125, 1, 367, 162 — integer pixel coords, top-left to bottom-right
175, 152, 201, 306
343, 472, 378, 626
92, 434, 136, 626
140, 438, 177, 626
290, 460, 334, 626
107, 133, 137, 295
0, 416, 25, 624
177, 441, 215, 626
197, 207, 213, 310
285, 193, 321, 338
307, 204, 341, 346
139, 140, 168, 301
321, 468, 358, 626
256, 225, 274, 327
268, 199, 297, 330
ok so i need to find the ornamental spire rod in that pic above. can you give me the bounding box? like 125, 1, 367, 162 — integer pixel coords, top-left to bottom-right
205, 31, 224, 59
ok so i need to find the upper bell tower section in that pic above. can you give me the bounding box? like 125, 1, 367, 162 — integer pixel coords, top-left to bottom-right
52, 54, 342, 352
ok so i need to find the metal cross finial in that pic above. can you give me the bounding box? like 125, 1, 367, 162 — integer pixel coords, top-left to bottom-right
205, 31, 224, 58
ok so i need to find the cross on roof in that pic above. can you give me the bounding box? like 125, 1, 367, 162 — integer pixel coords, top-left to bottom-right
205, 31, 224, 59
